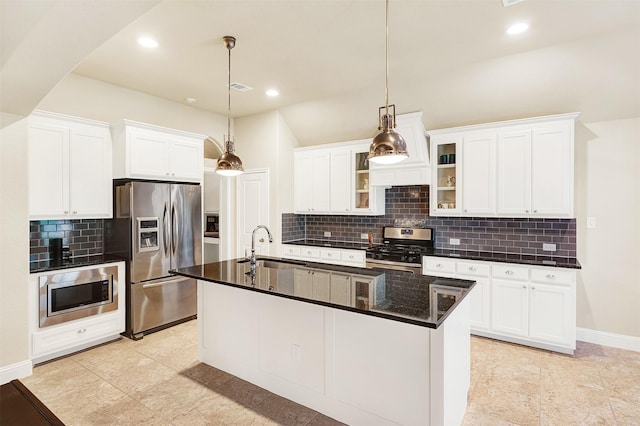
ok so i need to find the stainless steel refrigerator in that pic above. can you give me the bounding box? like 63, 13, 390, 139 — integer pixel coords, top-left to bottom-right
104, 179, 202, 339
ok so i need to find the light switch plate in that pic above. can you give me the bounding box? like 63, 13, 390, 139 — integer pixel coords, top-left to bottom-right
324, 231, 331, 237
586, 217, 596, 229
542, 243, 556, 252
450, 238, 461, 246
361, 233, 369, 240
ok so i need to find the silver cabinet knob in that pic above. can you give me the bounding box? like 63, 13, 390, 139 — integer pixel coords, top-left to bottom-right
546, 274, 555, 279
525, 210, 529, 213
72, 210, 77, 214
77, 328, 87, 334
469, 266, 476, 271
436, 263, 443, 267
522, 285, 527, 289
505, 270, 514, 275
534, 210, 538, 213
64, 210, 69, 214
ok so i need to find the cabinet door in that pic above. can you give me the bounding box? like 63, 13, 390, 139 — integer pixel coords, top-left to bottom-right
459, 275, 490, 331
69, 126, 111, 218
529, 283, 573, 345
531, 124, 573, 216
311, 270, 331, 302
170, 138, 202, 181
395, 115, 428, 167
312, 152, 331, 212
330, 273, 351, 306
294, 152, 313, 212
128, 128, 171, 179
491, 279, 528, 337
497, 130, 531, 215
462, 132, 496, 215
293, 269, 313, 299
28, 123, 69, 217
431, 136, 461, 215
330, 149, 351, 213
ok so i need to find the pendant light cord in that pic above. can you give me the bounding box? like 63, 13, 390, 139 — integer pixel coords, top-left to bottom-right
227, 42, 232, 151
385, 0, 389, 118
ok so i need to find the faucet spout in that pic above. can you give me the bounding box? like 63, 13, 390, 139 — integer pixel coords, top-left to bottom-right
250, 225, 274, 275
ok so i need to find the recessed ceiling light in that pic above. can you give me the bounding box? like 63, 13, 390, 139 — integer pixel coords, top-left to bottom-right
266, 89, 279, 97
137, 36, 159, 48
506, 22, 529, 35
185, 97, 196, 104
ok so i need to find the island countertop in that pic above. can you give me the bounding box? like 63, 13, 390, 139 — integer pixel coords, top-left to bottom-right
171, 256, 475, 329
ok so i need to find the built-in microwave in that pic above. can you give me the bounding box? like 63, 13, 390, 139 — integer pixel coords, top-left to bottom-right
39, 265, 119, 328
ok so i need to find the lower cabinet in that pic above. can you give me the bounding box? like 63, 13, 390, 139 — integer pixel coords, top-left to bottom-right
330, 273, 352, 305
282, 244, 366, 268
424, 256, 576, 354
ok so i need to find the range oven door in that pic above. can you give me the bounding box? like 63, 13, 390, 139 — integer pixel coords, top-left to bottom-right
130, 275, 196, 337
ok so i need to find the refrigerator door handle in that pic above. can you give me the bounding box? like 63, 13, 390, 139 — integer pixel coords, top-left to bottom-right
163, 203, 170, 256
171, 202, 178, 256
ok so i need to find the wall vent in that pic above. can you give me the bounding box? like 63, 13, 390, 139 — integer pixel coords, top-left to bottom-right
229, 82, 253, 92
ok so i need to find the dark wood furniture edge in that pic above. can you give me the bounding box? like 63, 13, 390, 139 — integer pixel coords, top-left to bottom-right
1, 379, 65, 425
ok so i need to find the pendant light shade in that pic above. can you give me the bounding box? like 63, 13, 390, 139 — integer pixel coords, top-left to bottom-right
216, 35, 244, 176
368, 0, 408, 165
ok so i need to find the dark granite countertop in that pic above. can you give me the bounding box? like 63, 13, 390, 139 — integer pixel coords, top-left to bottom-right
423, 249, 581, 269
29, 255, 125, 274
283, 239, 371, 250
171, 256, 475, 329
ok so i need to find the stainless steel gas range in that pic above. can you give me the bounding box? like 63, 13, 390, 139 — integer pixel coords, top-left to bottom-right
365, 227, 434, 273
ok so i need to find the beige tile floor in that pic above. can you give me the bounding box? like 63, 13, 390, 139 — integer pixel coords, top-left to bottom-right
21, 319, 640, 425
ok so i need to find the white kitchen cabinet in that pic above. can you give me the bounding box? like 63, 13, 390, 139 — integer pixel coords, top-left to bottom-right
293, 141, 384, 215
293, 268, 330, 302
423, 255, 576, 354
29, 261, 125, 363
282, 244, 366, 268
462, 132, 496, 215
28, 111, 112, 219
112, 120, 205, 183
429, 113, 579, 218
294, 150, 330, 213
369, 111, 431, 186
330, 273, 352, 305
330, 149, 351, 213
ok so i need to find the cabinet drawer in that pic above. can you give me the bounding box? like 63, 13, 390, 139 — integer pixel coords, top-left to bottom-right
33, 312, 121, 357
492, 264, 529, 281
300, 246, 320, 259
423, 257, 456, 275
341, 249, 365, 265
321, 248, 341, 262
456, 261, 490, 277
282, 245, 301, 258
530, 268, 575, 285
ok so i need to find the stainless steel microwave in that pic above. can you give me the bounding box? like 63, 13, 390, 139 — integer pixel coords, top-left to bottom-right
39, 264, 119, 328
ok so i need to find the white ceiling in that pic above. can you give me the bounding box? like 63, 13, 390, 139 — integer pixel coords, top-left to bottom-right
15, 1, 640, 144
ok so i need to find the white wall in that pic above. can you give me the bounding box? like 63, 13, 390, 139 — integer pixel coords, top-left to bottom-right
0, 118, 30, 375
575, 117, 640, 338
234, 110, 299, 256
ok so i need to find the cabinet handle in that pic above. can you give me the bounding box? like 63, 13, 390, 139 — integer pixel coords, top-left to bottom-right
166, 173, 170, 176
505, 270, 514, 275
546, 274, 555, 279
172, 173, 175, 176
525, 210, 529, 213
349, 255, 354, 259
522, 285, 527, 289
72, 210, 77, 214
534, 210, 538, 213
468, 266, 476, 271
464, 209, 468, 212
436, 263, 443, 267
77, 328, 87, 334
532, 286, 536, 290
64, 210, 69, 214
327, 253, 332, 257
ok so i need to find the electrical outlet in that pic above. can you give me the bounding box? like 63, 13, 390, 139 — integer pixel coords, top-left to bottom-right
324, 231, 331, 237
542, 243, 556, 252
361, 233, 369, 240
586, 217, 596, 229
450, 238, 460, 246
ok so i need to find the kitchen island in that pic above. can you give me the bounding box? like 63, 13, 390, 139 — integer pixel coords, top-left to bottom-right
172, 257, 475, 426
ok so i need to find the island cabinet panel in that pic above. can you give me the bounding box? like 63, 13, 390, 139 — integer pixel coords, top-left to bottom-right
197, 279, 470, 426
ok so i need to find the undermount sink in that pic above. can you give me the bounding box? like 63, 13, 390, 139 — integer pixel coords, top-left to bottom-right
237, 258, 304, 270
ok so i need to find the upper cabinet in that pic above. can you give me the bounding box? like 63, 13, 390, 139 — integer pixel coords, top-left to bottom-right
112, 120, 205, 183
28, 111, 113, 220
369, 111, 431, 187
294, 140, 385, 215
429, 113, 579, 218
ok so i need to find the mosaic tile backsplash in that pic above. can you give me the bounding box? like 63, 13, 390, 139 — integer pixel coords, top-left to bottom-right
29, 219, 104, 262
283, 185, 577, 258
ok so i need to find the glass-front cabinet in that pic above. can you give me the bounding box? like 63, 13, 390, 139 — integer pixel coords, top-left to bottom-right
353, 151, 370, 210
431, 137, 461, 215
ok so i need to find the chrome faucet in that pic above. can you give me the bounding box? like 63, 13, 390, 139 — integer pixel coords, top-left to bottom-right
250, 225, 273, 275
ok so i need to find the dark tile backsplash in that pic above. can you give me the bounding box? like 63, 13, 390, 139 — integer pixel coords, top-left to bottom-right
29, 219, 104, 262
283, 185, 577, 258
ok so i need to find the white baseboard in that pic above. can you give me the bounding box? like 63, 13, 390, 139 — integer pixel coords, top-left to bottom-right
577, 327, 640, 353
0, 359, 33, 385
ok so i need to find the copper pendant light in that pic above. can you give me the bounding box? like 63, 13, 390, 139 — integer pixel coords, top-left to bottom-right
368, 0, 408, 165
216, 35, 244, 176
